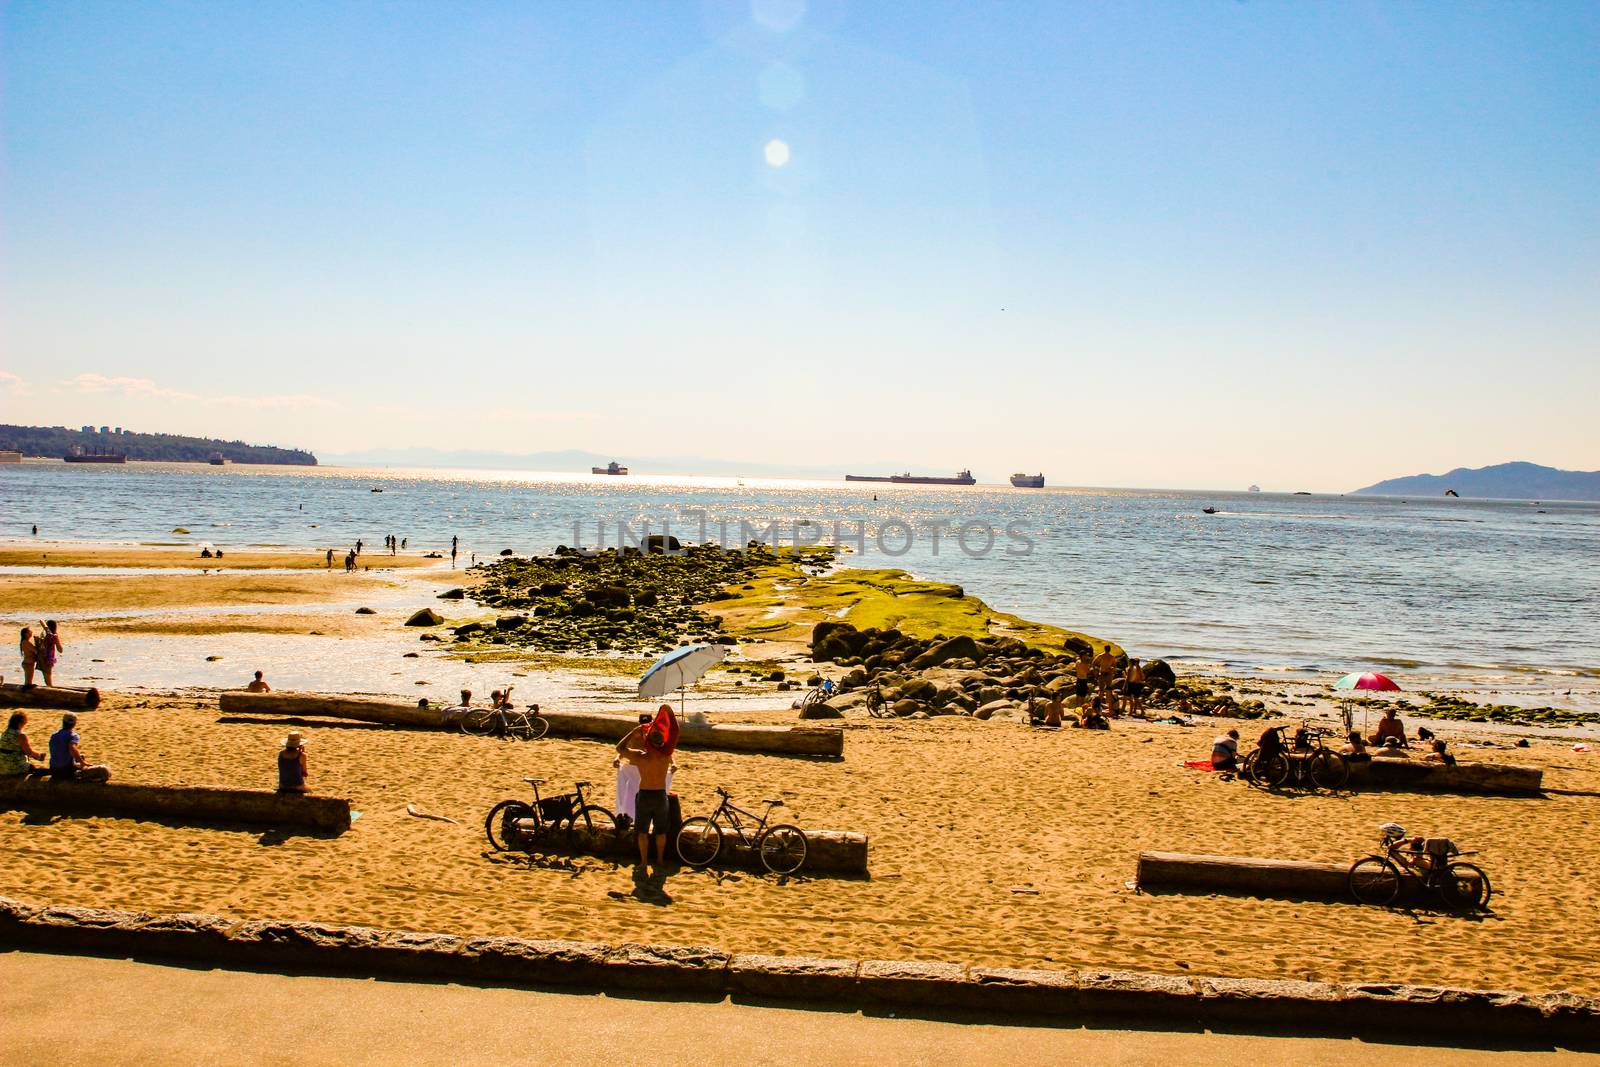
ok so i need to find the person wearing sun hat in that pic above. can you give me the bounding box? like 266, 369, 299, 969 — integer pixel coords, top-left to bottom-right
616, 704, 679, 868
277, 730, 309, 794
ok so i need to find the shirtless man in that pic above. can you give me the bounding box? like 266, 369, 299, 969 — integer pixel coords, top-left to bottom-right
1091, 645, 1119, 709
617, 714, 676, 867
1072, 650, 1093, 707
246, 670, 271, 693
1123, 658, 1147, 715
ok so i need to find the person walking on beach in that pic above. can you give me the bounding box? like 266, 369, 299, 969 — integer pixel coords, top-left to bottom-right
616, 705, 678, 868
355, 539, 363, 556
325, 548, 334, 568
344, 550, 356, 573
35, 621, 62, 687
18, 627, 36, 688
451, 536, 459, 569
48, 713, 110, 782
401, 537, 406, 550
277, 731, 309, 793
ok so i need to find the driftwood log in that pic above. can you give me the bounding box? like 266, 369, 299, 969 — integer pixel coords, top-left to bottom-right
0, 777, 351, 833
547, 820, 868, 875
1136, 851, 1482, 903
0, 683, 101, 710
1348, 758, 1541, 796
218, 693, 846, 758
541, 710, 845, 758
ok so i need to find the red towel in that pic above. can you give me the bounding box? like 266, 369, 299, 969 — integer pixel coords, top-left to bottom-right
646, 703, 679, 756
1183, 760, 1216, 772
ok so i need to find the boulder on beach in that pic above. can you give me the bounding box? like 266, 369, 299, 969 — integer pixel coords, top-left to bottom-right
643, 534, 682, 554
1145, 659, 1177, 690
437, 588, 465, 600
405, 608, 444, 627
910, 635, 981, 670
799, 700, 842, 719
355, 607, 376, 615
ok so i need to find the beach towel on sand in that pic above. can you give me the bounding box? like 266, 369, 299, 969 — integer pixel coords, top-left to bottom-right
1183, 760, 1217, 772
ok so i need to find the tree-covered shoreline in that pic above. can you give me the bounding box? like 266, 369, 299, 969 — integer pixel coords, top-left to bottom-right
0, 424, 317, 465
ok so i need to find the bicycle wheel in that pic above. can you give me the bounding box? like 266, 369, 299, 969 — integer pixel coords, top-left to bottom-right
1349, 856, 1403, 906
1245, 751, 1289, 789
1441, 862, 1492, 911
1309, 750, 1350, 790
503, 713, 550, 741
757, 824, 808, 875
566, 805, 618, 853
460, 709, 499, 737
867, 690, 891, 718
485, 800, 535, 852
675, 817, 723, 868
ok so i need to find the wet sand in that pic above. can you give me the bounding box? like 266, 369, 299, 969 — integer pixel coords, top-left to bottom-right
6, 952, 1596, 1067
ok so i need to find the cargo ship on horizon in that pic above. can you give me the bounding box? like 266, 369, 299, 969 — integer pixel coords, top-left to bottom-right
845, 470, 976, 486
1010, 473, 1045, 488
63, 446, 127, 464
591, 461, 628, 475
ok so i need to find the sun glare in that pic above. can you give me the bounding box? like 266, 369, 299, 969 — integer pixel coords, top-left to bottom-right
763, 138, 791, 167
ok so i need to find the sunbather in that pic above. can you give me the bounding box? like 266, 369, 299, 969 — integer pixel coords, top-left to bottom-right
1340, 732, 1371, 762
1372, 737, 1410, 759
1370, 708, 1406, 747
1210, 729, 1240, 771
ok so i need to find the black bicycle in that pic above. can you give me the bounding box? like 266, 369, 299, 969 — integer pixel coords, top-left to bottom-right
675, 787, 807, 875
1242, 723, 1349, 791
1348, 823, 1492, 910
864, 682, 891, 718
799, 678, 837, 711
484, 778, 616, 852
459, 703, 549, 740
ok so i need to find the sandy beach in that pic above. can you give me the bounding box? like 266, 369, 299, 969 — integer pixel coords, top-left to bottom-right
3, 543, 1600, 1006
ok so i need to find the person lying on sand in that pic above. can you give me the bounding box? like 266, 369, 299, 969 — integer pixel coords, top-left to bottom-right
1372, 737, 1410, 759
1340, 732, 1371, 762
1210, 729, 1240, 771
48, 713, 110, 783
1421, 739, 1456, 765
245, 671, 271, 693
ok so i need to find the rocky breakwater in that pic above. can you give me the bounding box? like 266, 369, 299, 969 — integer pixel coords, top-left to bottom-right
803, 621, 1268, 721
453, 541, 830, 655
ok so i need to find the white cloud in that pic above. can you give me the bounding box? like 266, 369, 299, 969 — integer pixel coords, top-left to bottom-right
59, 373, 337, 410
0, 370, 34, 396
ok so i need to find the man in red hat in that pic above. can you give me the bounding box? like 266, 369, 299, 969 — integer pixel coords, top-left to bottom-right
617, 704, 678, 868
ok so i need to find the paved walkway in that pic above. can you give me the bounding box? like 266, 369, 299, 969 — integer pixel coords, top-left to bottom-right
3, 952, 1595, 1066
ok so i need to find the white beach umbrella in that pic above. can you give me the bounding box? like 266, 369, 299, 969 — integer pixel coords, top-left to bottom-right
638, 643, 728, 712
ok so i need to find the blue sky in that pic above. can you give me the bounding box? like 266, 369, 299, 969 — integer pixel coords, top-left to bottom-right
2, 1, 1596, 488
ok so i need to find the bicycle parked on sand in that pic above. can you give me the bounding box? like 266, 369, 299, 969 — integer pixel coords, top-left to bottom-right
485, 778, 616, 852
675, 787, 808, 875
1242, 723, 1349, 791
1348, 822, 1491, 910
459, 703, 549, 740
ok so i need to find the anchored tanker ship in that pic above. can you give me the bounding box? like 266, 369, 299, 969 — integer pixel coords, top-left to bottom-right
845, 470, 976, 486
1010, 473, 1045, 488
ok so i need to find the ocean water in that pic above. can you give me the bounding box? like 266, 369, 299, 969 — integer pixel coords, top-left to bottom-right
3, 461, 1596, 707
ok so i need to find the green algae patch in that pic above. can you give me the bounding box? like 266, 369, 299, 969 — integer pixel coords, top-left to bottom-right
707, 562, 1117, 656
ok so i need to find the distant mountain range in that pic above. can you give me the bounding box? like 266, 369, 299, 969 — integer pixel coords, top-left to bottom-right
0, 424, 317, 465
1353, 462, 1600, 502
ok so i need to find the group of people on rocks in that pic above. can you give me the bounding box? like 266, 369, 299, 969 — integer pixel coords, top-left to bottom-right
1035, 645, 1148, 730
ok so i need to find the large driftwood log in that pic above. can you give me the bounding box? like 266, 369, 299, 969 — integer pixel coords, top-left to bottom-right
547, 820, 868, 875
1348, 758, 1541, 795
0, 777, 351, 833
1135, 851, 1482, 903
541, 710, 845, 758
218, 693, 846, 758
0, 683, 100, 710
219, 691, 448, 729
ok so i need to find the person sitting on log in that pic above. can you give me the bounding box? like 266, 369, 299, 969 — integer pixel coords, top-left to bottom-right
277, 731, 309, 794
1340, 732, 1372, 762
489, 685, 515, 710
1370, 708, 1407, 748
245, 670, 271, 693
47, 713, 110, 783
0, 711, 47, 777
441, 689, 473, 726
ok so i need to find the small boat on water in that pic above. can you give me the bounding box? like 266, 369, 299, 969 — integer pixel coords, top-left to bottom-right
1202, 507, 1218, 514
1010, 473, 1045, 488
592, 461, 629, 476
208, 452, 229, 465
1247, 484, 1261, 493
